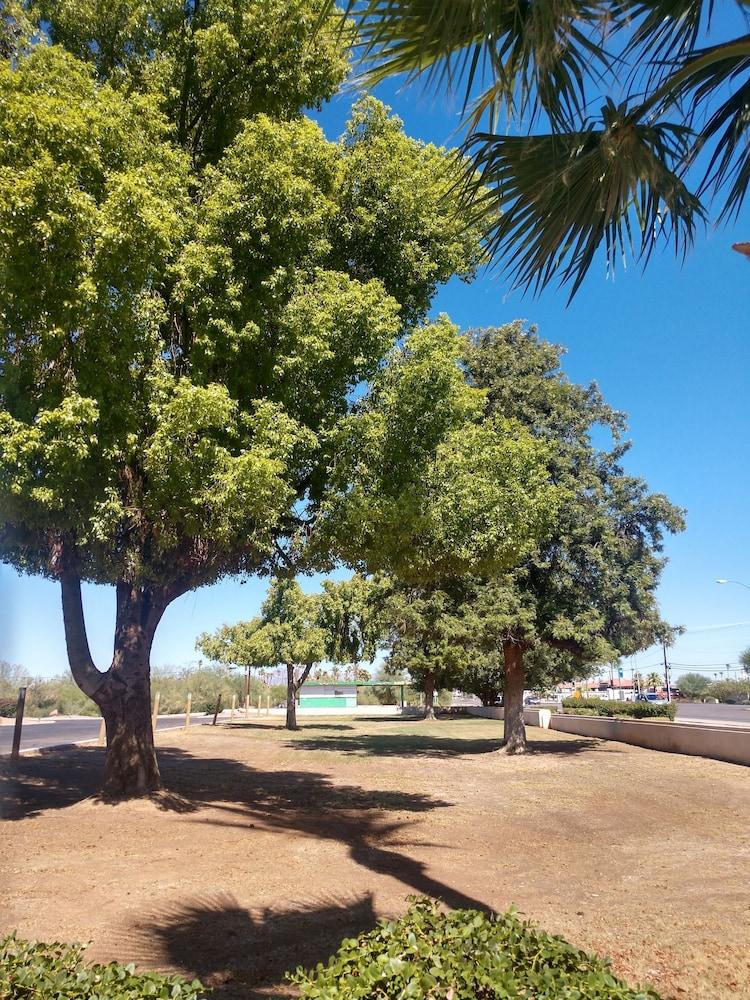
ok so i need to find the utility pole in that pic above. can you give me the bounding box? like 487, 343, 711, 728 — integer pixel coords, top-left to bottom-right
662, 642, 672, 701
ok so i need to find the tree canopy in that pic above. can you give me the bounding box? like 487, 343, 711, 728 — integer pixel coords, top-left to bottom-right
312, 317, 562, 585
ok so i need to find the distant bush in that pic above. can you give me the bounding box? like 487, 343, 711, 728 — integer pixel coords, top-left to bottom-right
704, 679, 750, 704
0, 935, 207, 999
0, 698, 17, 718
562, 697, 676, 721
290, 898, 662, 999
674, 672, 711, 700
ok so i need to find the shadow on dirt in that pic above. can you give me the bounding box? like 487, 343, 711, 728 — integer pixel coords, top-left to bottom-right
123, 891, 379, 999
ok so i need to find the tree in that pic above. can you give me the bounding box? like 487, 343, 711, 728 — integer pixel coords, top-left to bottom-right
199, 575, 381, 729
646, 671, 662, 691
324, 0, 750, 296
675, 672, 711, 700
312, 317, 562, 727
740, 648, 750, 677
382, 584, 463, 719
0, 8, 482, 793
451, 324, 685, 751
196, 619, 273, 708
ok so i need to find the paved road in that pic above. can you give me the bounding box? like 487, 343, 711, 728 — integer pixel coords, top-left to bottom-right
0, 714, 213, 755
676, 702, 750, 726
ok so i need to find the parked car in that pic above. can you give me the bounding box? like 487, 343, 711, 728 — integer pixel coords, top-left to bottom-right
635, 692, 669, 705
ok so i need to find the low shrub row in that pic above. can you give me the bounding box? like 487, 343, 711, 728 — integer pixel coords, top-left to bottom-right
0, 936, 206, 999
3, 901, 662, 1000
561, 697, 676, 721
291, 898, 662, 999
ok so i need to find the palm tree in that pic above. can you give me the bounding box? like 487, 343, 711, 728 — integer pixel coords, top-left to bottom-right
324, 1, 750, 298
646, 670, 662, 691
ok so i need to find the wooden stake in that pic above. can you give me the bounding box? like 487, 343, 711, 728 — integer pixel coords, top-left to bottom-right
265, 693, 270, 716
151, 691, 161, 736
185, 692, 192, 728
245, 694, 249, 718
230, 693, 236, 721
98, 717, 106, 746
257, 695, 261, 717
10, 687, 26, 761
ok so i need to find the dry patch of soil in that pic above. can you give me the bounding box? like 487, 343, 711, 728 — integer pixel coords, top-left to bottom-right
2, 716, 749, 999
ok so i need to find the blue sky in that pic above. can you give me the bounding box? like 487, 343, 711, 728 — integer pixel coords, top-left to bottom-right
2, 47, 749, 687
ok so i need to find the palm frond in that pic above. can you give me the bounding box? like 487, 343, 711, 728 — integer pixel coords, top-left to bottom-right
323, 0, 612, 128
463, 100, 705, 298
645, 34, 750, 219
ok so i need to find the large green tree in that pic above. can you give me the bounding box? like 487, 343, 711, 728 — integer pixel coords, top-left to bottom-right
324, 0, 750, 296
451, 324, 684, 751
0, 5, 482, 793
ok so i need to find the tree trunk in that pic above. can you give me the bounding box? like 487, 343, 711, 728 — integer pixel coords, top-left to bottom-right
501, 641, 526, 754
423, 671, 436, 721
286, 663, 298, 730
60, 576, 167, 796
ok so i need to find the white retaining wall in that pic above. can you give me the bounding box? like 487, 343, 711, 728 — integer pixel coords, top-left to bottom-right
467, 706, 749, 767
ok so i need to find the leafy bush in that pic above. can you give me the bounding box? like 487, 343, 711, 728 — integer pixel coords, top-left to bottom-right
674, 672, 711, 700
704, 680, 750, 704
562, 697, 675, 720
0, 698, 17, 718
290, 898, 661, 999
0, 935, 207, 999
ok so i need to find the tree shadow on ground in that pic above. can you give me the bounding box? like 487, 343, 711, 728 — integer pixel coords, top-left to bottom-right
225, 721, 355, 732
0, 747, 105, 819
286, 733, 606, 758
123, 891, 380, 999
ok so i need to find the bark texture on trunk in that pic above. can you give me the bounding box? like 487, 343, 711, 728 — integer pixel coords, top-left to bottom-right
285, 662, 314, 731
501, 641, 527, 754
286, 663, 298, 731
423, 671, 436, 720
60, 578, 167, 796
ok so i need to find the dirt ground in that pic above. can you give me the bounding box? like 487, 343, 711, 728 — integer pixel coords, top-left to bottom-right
2, 716, 749, 999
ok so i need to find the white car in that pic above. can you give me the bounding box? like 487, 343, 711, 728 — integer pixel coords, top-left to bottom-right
636, 692, 669, 705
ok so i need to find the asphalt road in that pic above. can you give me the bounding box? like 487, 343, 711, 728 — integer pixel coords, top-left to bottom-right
0, 713, 212, 755
676, 702, 750, 726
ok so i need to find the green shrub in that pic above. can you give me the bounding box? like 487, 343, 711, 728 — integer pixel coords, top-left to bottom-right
0, 935, 207, 999
561, 697, 675, 721
290, 899, 660, 999
704, 679, 750, 704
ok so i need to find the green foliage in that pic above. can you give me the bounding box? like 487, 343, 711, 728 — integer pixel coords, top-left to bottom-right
0, 934, 207, 999
290, 897, 661, 999
458, 325, 684, 665
704, 679, 750, 704
0, 20, 479, 592
29, 0, 350, 164
675, 673, 711, 699
562, 698, 676, 721
315, 319, 561, 584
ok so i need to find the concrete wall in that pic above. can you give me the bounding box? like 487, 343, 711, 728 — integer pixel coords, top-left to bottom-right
467, 707, 551, 729
547, 714, 750, 767
467, 706, 749, 767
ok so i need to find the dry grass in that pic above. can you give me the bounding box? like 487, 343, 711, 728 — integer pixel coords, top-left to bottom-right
2, 715, 749, 999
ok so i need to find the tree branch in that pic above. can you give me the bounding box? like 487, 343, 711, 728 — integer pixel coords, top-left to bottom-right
60, 574, 107, 699
543, 635, 585, 657
294, 661, 315, 692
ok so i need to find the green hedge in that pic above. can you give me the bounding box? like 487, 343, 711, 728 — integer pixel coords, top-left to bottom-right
0, 936, 207, 999
561, 697, 676, 721
290, 898, 661, 999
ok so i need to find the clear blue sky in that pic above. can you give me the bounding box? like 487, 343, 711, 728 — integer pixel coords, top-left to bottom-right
2, 52, 749, 686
